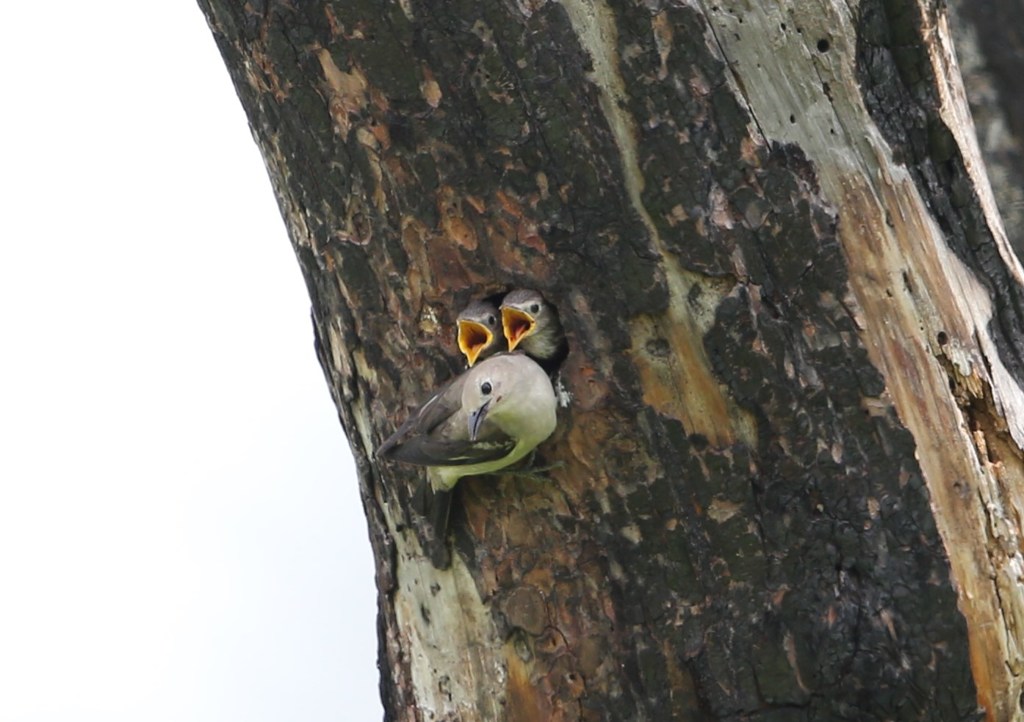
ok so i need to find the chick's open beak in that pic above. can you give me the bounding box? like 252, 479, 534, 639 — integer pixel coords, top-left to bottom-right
501, 307, 536, 352
457, 319, 494, 367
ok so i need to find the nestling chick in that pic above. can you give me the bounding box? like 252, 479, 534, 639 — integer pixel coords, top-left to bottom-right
500, 289, 568, 371
456, 300, 506, 367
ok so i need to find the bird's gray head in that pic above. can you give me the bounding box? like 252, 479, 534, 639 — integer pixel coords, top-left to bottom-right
462, 353, 552, 440
456, 300, 503, 367
500, 289, 560, 355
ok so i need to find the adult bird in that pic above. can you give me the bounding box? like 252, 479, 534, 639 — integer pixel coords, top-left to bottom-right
378, 353, 557, 491
377, 353, 558, 567
456, 299, 505, 367
499, 289, 568, 371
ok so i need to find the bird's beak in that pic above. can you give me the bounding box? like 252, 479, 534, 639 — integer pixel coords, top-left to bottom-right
468, 399, 491, 441
501, 307, 536, 352
457, 319, 493, 367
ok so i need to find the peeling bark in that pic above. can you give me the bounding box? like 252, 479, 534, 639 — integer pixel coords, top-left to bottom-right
198, 0, 1024, 719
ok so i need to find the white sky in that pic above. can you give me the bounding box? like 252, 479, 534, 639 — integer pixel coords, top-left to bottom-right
0, 3, 381, 720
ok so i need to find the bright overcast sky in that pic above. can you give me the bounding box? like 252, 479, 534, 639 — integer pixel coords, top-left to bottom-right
0, 3, 381, 721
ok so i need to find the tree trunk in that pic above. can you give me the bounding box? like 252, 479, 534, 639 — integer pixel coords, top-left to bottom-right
197, 1, 1024, 719
947, 0, 1024, 258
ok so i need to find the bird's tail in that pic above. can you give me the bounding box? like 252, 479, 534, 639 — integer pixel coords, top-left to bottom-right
411, 481, 453, 569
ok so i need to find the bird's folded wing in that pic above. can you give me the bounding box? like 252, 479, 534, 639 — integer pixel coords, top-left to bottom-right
377, 376, 464, 458
384, 436, 516, 467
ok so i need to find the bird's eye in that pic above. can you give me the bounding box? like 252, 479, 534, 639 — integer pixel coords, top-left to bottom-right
529, 303, 540, 314
481, 381, 493, 395
487, 314, 496, 326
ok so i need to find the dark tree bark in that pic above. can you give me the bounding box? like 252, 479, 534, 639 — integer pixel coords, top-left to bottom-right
948, 0, 1024, 256
198, 1, 1024, 720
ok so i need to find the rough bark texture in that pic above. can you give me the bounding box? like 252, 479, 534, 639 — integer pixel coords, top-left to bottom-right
948, 0, 1024, 256
198, 1, 1024, 720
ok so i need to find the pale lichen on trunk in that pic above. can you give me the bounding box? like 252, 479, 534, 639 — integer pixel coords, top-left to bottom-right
389, 532, 506, 720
